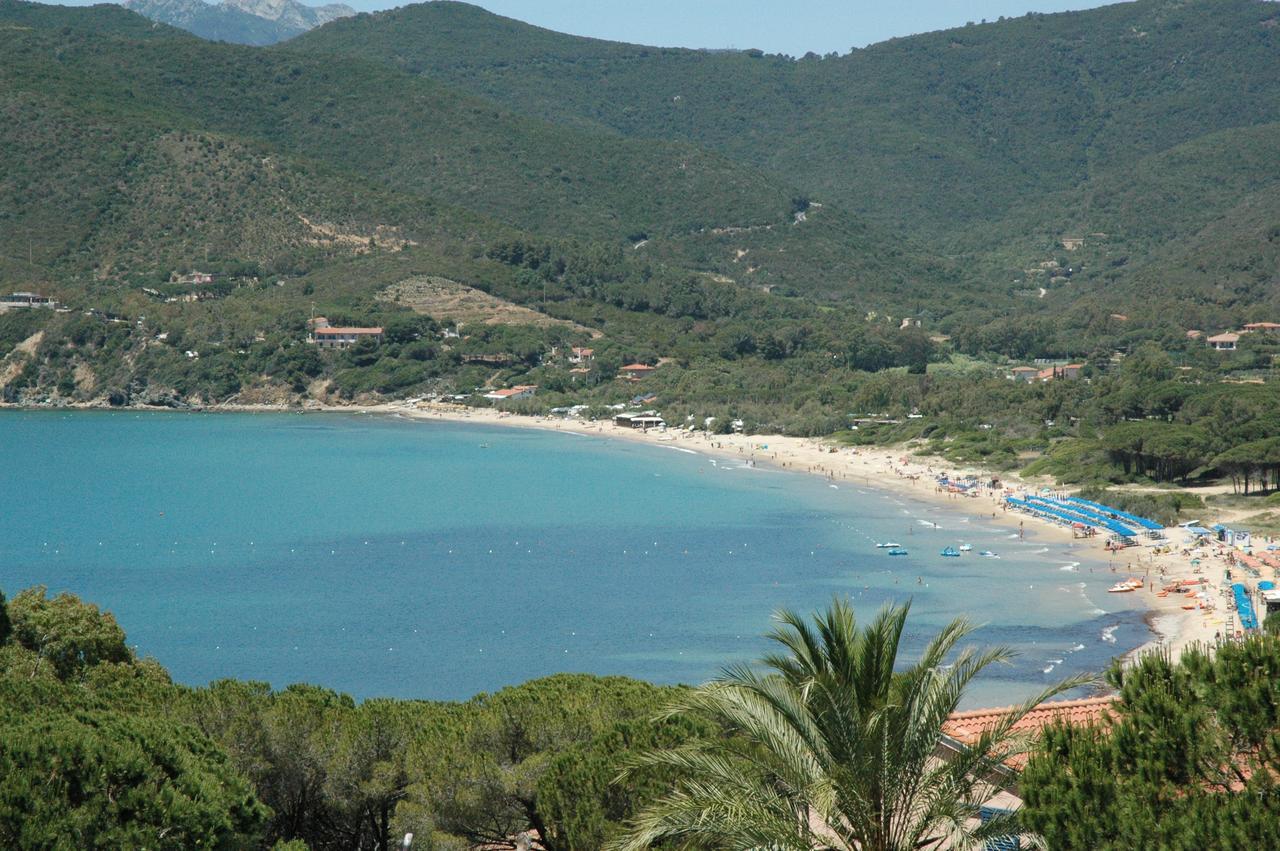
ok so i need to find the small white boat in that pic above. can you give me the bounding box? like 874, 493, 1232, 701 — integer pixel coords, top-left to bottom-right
958, 544, 973, 552
1108, 579, 1144, 593
979, 550, 999, 558
876, 542, 903, 549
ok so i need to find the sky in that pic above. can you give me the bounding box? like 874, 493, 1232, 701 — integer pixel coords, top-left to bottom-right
346, 1, 1118, 55
57, 0, 1122, 55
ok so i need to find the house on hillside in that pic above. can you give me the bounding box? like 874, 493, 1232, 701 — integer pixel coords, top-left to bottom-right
1243, 322, 1280, 335
1059, 363, 1084, 379
1207, 332, 1240, 351
622, 360, 660, 378
620, 363, 657, 380
1186, 329, 1203, 340
483, 385, 537, 402
1010, 366, 1039, 383
170, 270, 214, 286
311, 325, 384, 349
568, 346, 595, 363
0, 292, 61, 310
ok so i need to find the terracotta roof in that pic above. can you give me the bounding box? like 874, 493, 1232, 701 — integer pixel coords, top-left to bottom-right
1207, 332, 1240, 343
315, 326, 383, 335
488, 385, 536, 397
1244, 322, 1280, 330
1011, 366, 1038, 373
943, 695, 1116, 768
621, 363, 655, 371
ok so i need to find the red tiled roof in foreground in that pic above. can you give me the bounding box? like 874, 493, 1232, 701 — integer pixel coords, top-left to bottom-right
943, 695, 1117, 768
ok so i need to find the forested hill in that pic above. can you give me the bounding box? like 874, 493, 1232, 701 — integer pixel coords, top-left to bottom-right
0, 0, 944, 305
291, 0, 1280, 330
293, 0, 1280, 238
2, 0, 1279, 427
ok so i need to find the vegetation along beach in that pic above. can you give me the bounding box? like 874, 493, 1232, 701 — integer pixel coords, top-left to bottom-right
4, 0, 1280, 847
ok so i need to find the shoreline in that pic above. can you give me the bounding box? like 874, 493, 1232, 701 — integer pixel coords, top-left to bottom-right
4, 399, 1223, 669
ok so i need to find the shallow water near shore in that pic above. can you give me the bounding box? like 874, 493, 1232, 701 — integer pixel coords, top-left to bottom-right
0, 410, 1149, 707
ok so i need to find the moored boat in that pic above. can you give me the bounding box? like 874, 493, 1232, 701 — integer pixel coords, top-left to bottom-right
888, 547, 909, 556
940, 546, 961, 557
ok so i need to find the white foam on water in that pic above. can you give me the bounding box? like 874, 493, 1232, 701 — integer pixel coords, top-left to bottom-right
658, 445, 699, 455
1069, 643, 1086, 652
1059, 562, 1080, 572
1101, 625, 1119, 644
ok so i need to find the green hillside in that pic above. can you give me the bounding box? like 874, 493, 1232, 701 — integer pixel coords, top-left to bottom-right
1, 0, 1278, 474
292, 0, 1280, 238
1, 1, 948, 308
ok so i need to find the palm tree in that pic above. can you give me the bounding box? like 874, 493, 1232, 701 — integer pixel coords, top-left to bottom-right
608, 598, 1085, 851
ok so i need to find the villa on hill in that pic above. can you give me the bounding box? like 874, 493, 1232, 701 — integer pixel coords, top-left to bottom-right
1207, 332, 1240, 351
0, 291, 63, 311
308, 317, 384, 349
620, 363, 656, 380
1011, 363, 1084, 383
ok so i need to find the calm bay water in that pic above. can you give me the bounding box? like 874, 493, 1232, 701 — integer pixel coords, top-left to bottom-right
0, 410, 1149, 707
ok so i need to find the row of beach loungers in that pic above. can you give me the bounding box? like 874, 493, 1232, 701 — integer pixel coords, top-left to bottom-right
1004, 495, 1163, 540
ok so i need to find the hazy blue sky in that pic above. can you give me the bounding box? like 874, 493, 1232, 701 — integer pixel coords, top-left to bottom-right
61, 0, 1122, 54
356, 1, 1117, 55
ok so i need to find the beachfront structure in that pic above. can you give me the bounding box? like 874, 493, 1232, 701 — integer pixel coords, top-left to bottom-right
0, 291, 60, 309
483, 385, 537, 402
311, 326, 384, 349
614, 411, 664, 429
1207, 332, 1239, 351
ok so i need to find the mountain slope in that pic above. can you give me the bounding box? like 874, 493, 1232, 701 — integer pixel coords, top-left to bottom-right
293, 0, 1280, 241
122, 0, 352, 45
0, 0, 952, 311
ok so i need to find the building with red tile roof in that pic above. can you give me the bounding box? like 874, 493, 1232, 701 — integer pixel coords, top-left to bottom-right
620, 363, 656, 379
483, 385, 538, 402
1207, 332, 1240, 351
311, 326, 384, 349
942, 695, 1117, 771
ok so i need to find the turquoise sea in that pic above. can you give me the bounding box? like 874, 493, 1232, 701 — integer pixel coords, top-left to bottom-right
0, 411, 1150, 707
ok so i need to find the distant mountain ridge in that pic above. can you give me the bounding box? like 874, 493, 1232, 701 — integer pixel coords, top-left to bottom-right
123, 0, 352, 45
